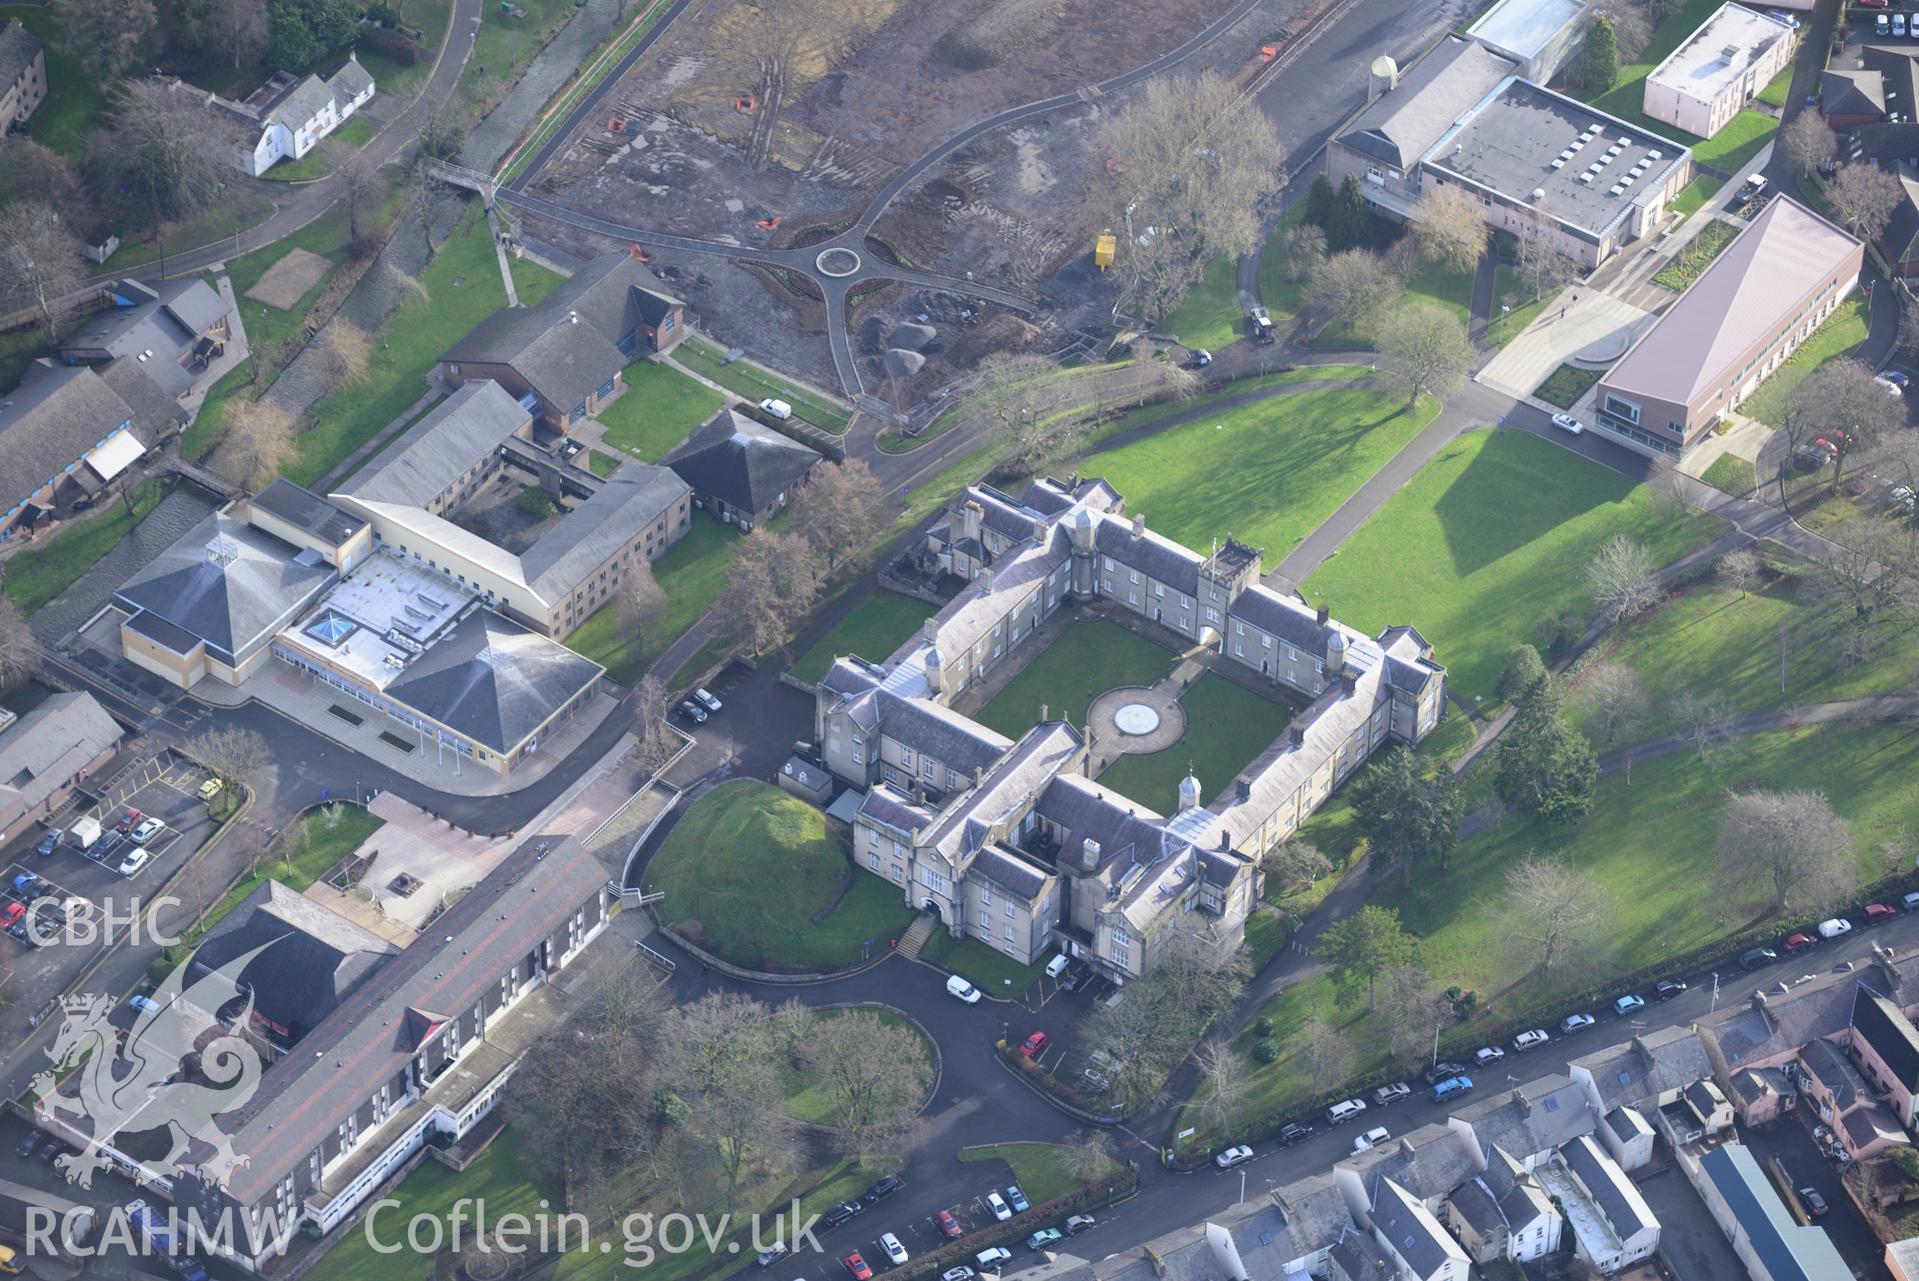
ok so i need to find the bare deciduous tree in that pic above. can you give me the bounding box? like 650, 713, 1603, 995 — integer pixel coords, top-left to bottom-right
1283, 222, 1328, 283
1608, 4, 1654, 59
1300, 1015, 1354, 1094
1515, 221, 1579, 302
1377, 962, 1449, 1064
1782, 112, 1838, 181
1672, 687, 1731, 762
1059, 1130, 1120, 1184
618, 556, 667, 646
717, 528, 821, 656
0, 201, 84, 335
1307, 249, 1400, 331
1376, 300, 1473, 408
1575, 661, 1649, 748
1261, 839, 1333, 899
1827, 162, 1902, 241
658, 991, 800, 1211
186, 726, 272, 798
968, 353, 1194, 475
791, 458, 883, 574
0, 140, 81, 215
632, 673, 675, 764
211, 399, 298, 493
319, 320, 374, 390
210, 0, 271, 69
88, 81, 232, 231
0, 599, 39, 693
53, 0, 155, 78
1192, 1035, 1250, 1130
1718, 788, 1854, 911
1718, 548, 1762, 598
1585, 535, 1661, 621
1504, 853, 1611, 974
339, 150, 384, 244
805, 1010, 926, 1157
1101, 72, 1286, 318
1411, 184, 1489, 274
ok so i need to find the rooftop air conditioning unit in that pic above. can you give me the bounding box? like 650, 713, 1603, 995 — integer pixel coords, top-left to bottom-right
1609, 184, 1624, 196
1531, 187, 1546, 201
1647, 150, 1663, 160
1551, 158, 1566, 169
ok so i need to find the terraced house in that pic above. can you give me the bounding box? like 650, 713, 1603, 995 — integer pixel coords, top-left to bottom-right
814, 477, 1445, 983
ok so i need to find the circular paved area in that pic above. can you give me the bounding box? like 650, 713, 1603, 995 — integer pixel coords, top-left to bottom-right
1570, 328, 1631, 367
816, 247, 862, 277
1086, 686, 1185, 756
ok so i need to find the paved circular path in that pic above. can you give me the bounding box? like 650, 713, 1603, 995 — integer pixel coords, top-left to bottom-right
1114, 703, 1161, 736
1086, 686, 1185, 756
816, 247, 862, 277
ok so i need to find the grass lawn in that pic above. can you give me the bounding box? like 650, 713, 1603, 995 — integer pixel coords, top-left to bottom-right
1084, 365, 1379, 447
1670, 174, 1721, 221
781, 1009, 931, 1123
596, 360, 725, 461
790, 593, 937, 685
1488, 265, 1545, 348
1700, 453, 1756, 495
645, 780, 914, 971
101, 192, 277, 273
279, 206, 560, 486
676, 339, 850, 431
974, 621, 1177, 738
1567, 570, 1919, 744
918, 930, 1051, 995
355, 0, 454, 99
1533, 363, 1603, 410
4, 477, 175, 616
1757, 65, 1793, 108
196, 805, 384, 939
1315, 260, 1474, 349
1164, 253, 1243, 351
566, 518, 743, 684
586, 448, 623, 478
1692, 110, 1778, 175
1737, 298, 1870, 428
958, 1142, 1119, 1205
1254, 203, 1314, 327
1653, 221, 1738, 290
0, 6, 104, 156
1302, 429, 1721, 702
1079, 386, 1439, 559
1095, 675, 1295, 813
305, 1129, 551, 1281
458, 0, 584, 117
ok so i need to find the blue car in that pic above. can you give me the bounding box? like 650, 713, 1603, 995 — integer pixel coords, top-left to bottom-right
1431, 1075, 1474, 1102
1006, 1184, 1029, 1213
1026, 1229, 1063, 1251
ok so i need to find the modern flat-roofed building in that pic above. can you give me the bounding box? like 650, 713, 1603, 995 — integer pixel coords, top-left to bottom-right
1466, 0, 1589, 82
1593, 197, 1862, 458
1643, 4, 1795, 139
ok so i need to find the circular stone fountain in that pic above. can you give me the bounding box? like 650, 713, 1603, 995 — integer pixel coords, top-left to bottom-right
1114, 703, 1162, 736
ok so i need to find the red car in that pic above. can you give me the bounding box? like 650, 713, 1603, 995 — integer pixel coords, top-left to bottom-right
116, 808, 144, 835
1783, 932, 1817, 953
843, 1253, 873, 1280
935, 1210, 963, 1240
1019, 1031, 1049, 1058
1867, 903, 1898, 924
0, 904, 22, 929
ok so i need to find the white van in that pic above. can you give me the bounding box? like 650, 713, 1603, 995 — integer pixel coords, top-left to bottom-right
759, 398, 793, 420
1906, 891, 1919, 913
1044, 954, 1070, 979
946, 974, 982, 1003
1326, 1098, 1367, 1125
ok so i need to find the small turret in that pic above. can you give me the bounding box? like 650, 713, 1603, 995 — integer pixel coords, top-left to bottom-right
1178, 771, 1202, 812
924, 645, 945, 695
1326, 630, 1347, 676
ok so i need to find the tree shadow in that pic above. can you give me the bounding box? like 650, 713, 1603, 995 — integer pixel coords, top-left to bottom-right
1430, 431, 1633, 578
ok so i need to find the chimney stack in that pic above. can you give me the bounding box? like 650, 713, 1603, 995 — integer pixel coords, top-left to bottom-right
1080, 838, 1102, 871
1289, 725, 1305, 747
1132, 514, 1145, 537
1316, 604, 1330, 625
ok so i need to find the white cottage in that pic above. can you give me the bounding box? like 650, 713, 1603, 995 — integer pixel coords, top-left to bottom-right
239, 57, 375, 175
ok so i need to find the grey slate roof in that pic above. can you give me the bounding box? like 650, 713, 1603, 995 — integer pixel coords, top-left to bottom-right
1563, 1134, 1655, 1240
0, 20, 41, 87
442, 287, 631, 414
188, 880, 397, 1040
266, 74, 336, 131
1455, 1074, 1597, 1160
96, 356, 183, 434
1342, 1121, 1474, 1203
667, 410, 821, 515
337, 380, 530, 506
1370, 1178, 1462, 1280
1093, 515, 1203, 595
1799, 1038, 1857, 1109
0, 692, 120, 827
973, 845, 1052, 899
1605, 1105, 1650, 1143
0, 362, 139, 516
114, 511, 336, 665
1821, 67, 1885, 117
326, 56, 374, 101
545, 252, 680, 344
520, 464, 690, 599
1699, 960, 1919, 1067
250, 479, 367, 549
62, 278, 229, 400
924, 721, 1080, 865
1698, 1144, 1849, 1281
1573, 1026, 1713, 1109
857, 784, 935, 837
1035, 773, 1169, 873
1230, 583, 1333, 650
1852, 988, 1919, 1089
874, 692, 1011, 776
216, 832, 607, 1201
1337, 38, 1515, 168
1446, 1177, 1506, 1235
383, 610, 602, 754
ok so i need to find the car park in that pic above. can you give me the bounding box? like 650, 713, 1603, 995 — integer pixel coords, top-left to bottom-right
0, 904, 23, 932
1371, 1081, 1411, 1107
880, 1233, 909, 1265
987, 1192, 1011, 1221
1817, 917, 1852, 939
1326, 1098, 1367, 1125
1043, 953, 1071, 979
823, 1202, 863, 1229
33, 829, 61, 858
1474, 1045, 1506, 1066
863, 1175, 904, 1204
117, 848, 152, 878
1351, 1126, 1390, 1153
976, 1248, 1013, 1272
1026, 1228, 1063, 1251
946, 975, 982, 1004
1431, 1076, 1473, 1102
1019, 1031, 1049, 1058
1424, 1061, 1469, 1084
677, 701, 708, 724
1559, 1014, 1595, 1035
1064, 1215, 1096, 1235
1783, 932, 1817, 953
1613, 995, 1646, 1016
842, 1252, 873, 1280
116, 809, 143, 835
1214, 1145, 1255, 1169
693, 688, 723, 714
1060, 966, 1089, 992
1006, 1185, 1029, 1213
1654, 979, 1688, 999
1550, 413, 1585, 435
131, 817, 165, 845
1277, 1122, 1313, 1146
1867, 903, 1898, 924
1742, 945, 1780, 968
936, 1211, 963, 1240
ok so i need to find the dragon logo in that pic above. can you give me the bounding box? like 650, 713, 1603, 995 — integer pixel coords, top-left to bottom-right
29, 943, 271, 1189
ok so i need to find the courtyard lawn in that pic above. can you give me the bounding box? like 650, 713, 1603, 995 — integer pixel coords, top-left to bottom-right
790, 592, 937, 685
676, 339, 851, 431
0, 6, 104, 155
973, 621, 1176, 739
1566, 570, 1919, 745
195, 804, 385, 939
1079, 386, 1440, 560
1095, 674, 1294, 814
1757, 65, 1793, 108
959, 1142, 1120, 1205
1301, 429, 1721, 702
1699, 453, 1756, 495
645, 780, 914, 971
597, 360, 726, 461
4, 477, 175, 616
566, 517, 743, 685
304, 1129, 551, 1281
1670, 175, 1720, 221
1164, 253, 1244, 351
1736, 298, 1870, 428
587, 448, 622, 478
918, 930, 1050, 995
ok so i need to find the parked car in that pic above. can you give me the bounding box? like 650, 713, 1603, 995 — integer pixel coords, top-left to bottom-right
1866, 903, 1898, 924
1005, 1185, 1029, 1213
936, 1211, 963, 1240
1019, 1031, 1049, 1058
116, 809, 143, 835
986, 1192, 1012, 1222
1474, 1045, 1506, 1066
117, 848, 152, 878
677, 700, 708, 724
1214, 1145, 1255, 1169
1081, 1068, 1110, 1093
692, 688, 723, 714
1654, 979, 1689, 1000
33, 829, 61, 858
13, 1131, 40, 1159
756, 1244, 789, 1268
1431, 1075, 1474, 1102
1550, 412, 1585, 435
862, 1175, 904, 1204
760, 398, 794, 420
1060, 966, 1090, 992
880, 1233, 909, 1266
946, 975, 982, 1004
197, 777, 224, 801
1183, 349, 1213, 370
1864, 0, 1891, 11
823, 1203, 863, 1229
130, 817, 164, 845
976, 1248, 1014, 1272
1887, 371, 1911, 388
1613, 995, 1646, 1016
1371, 1082, 1411, 1107
1064, 1215, 1097, 1235
1766, 8, 1799, 28
1880, 11, 1893, 34
1559, 1014, 1596, 1035
1783, 932, 1817, 953
1351, 1126, 1390, 1153
1742, 945, 1780, 969
1817, 917, 1852, 939
842, 1253, 873, 1280
1512, 1029, 1551, 1051
0, 904, 24, 932
1026, 1228, 1063, 1251
1794, 445, 1832, 470
1276, 1122, 1313, 1147
941, 1269, 977, 1281
1248, 306, 1276, 344
1906, 890, 1919, 912
1798, 1188, 1828, 1216
1326, 1098, 1367, 1125
1896, 14, 1908, 37
1424, 1061, 1469, 1084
